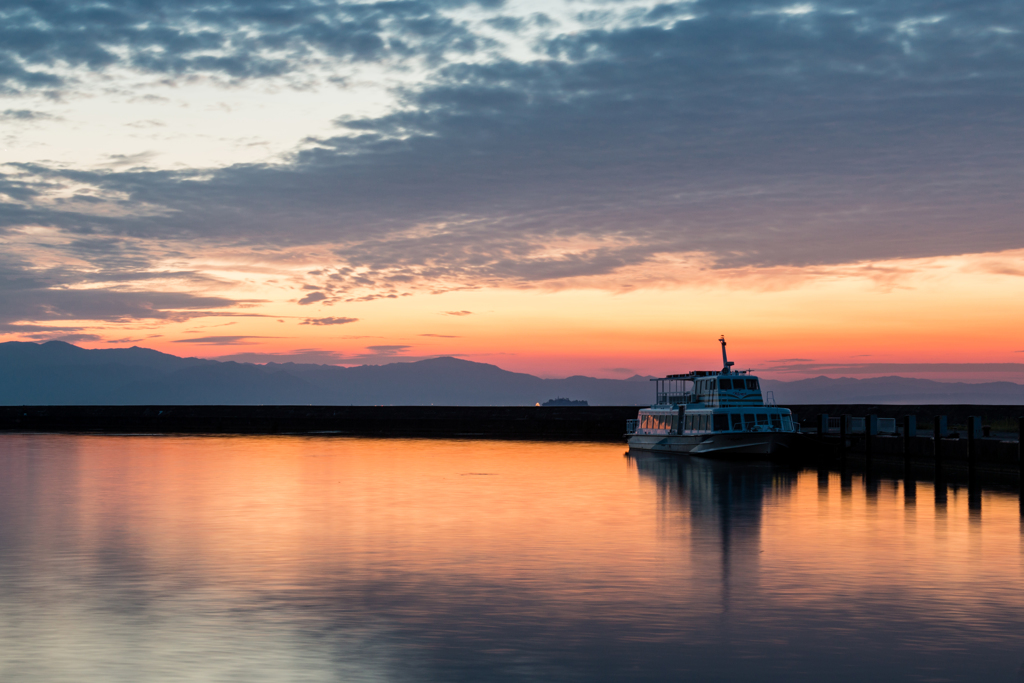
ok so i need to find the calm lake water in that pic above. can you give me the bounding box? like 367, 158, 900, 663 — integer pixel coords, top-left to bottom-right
0, 434, 1022, 682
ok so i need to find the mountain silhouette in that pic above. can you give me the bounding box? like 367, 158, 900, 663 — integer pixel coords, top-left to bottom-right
1, 341, 1022, 405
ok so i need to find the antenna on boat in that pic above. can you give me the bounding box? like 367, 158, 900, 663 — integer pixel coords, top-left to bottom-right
719, 335, 734, 374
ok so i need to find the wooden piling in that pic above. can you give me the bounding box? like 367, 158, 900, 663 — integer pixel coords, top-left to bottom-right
968, 416, 981, 511
865, 414, 876, 460
934, 415, 947, 507
840, 414, 848, 459
1019, 416, 1023, 516
903, 415, 916, 504
967, 416, 979, 466
903, 415, 915, 458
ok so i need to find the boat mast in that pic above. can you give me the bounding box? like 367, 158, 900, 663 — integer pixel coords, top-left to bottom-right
719, 335, 734, 374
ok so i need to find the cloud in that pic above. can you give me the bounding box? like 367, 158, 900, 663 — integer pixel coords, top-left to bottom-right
366, 345, 410, 353
766, 362, 1024, 375
213, 344, 448, 365
301, 316, 359, 325
0, 251, 255, 329
171, 335, 277, 345
443, 311, 473, 316
38, 333, 104, 343
1, 109, 55, 121
0, 0, 491, 93
100, 152, 159, 169
603, 367, 634, 374
4, 0, 1024, 311
298, 292, 328, 305
213, 349, 350, 364
420, 334, 459, 337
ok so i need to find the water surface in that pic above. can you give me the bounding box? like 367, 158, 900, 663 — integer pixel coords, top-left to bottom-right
0, 434, 1021, 682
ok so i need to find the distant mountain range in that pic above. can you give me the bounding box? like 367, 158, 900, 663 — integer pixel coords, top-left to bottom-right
1, 341, 1022, 406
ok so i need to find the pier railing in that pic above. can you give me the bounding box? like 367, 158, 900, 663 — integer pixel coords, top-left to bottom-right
823, 416, 897, 434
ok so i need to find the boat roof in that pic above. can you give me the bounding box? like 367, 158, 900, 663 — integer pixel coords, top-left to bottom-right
659, 369, 752, 381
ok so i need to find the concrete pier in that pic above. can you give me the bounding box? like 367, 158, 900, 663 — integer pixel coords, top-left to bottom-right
0, 405, 640, 442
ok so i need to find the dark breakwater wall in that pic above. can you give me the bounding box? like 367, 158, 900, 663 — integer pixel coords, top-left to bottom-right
0, 405, 640, 442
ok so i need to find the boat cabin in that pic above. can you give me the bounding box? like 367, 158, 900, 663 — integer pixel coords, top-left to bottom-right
628, 336, 796, 437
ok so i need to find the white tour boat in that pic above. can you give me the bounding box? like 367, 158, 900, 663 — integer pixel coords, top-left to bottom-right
626, 337, 800, 457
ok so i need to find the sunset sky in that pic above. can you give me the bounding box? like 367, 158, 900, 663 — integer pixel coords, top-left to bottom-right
2, 0, 1023, 380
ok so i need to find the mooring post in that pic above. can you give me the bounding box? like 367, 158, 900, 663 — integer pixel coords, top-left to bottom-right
968, 416, 980, 468
903, 415, 916, 504
1018, 415, 1023, 516
968, 416, 981, 511
840, 414, 848, 458
818, 413, 829, 437
865, 414, 877, 458
934, 415, 947, 507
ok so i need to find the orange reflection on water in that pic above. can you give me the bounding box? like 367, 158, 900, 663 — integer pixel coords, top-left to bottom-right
1, 434, 1023, 682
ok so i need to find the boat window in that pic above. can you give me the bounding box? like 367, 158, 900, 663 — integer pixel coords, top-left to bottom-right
770, 414, 781, 429
730, 413, 742, 430
713, 414, 729, 431
702, 415, 710, 431
756, 413, 769, 425
746, 379, 759, 391
671, 415, 678, 431
719, 378, 732, 391
684, 415, 693, 431
782, 415, 793, 431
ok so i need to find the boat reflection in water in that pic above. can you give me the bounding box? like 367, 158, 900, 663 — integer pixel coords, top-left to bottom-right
630, 453, 797, 612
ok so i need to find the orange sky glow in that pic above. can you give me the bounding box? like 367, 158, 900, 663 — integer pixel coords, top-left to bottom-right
15, 247, 1022, 382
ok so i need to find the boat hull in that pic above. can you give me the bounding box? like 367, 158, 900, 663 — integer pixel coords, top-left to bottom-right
627, 431, 801, 458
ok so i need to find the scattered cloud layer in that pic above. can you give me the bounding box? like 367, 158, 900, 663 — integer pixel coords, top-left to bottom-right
172, 335, 277, 345
215, 344, 449, 365
765, 362, 1024, 380
3, 0, 1024, 331
301, 317, 360, 326
769, 362, 1024, 373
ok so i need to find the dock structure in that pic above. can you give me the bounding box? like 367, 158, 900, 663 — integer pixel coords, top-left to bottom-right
792, 406, 1024, 514
797, 410, 1022, 473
